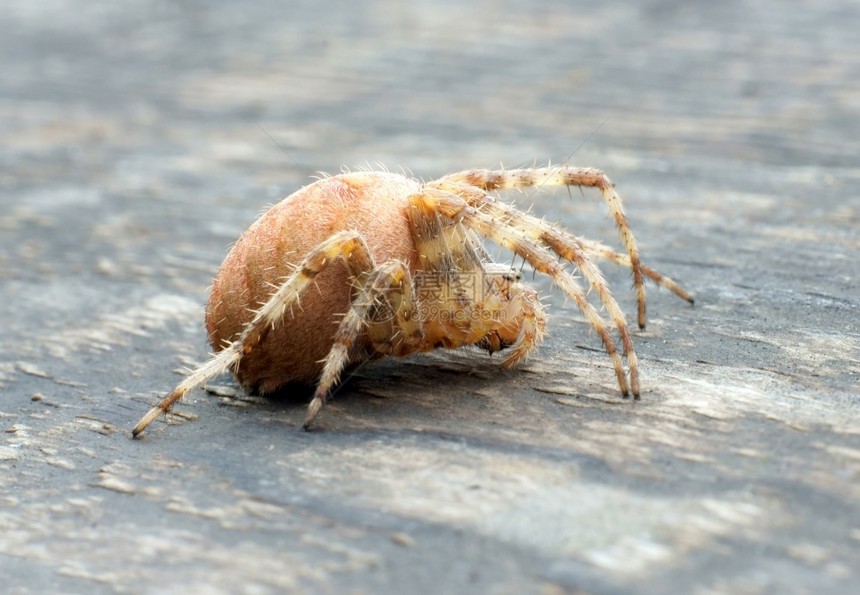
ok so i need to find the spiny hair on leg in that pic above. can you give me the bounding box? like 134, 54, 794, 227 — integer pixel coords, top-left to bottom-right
436, 166, 647, 329
416, 187, 636, 397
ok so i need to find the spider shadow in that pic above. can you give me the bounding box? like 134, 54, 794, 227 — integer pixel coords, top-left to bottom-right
217, 351, 529, 431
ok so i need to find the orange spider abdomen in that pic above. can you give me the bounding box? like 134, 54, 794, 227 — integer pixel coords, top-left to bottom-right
205, 172, 421, 392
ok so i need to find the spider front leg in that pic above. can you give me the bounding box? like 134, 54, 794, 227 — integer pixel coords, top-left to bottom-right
439, 167, 648, 329
432, 179, 694, 306
577, 238, 694, 304
304, 260, 421, 429
416, 188, 636, 398
431, 180, 639, 375
133, 230, 377, 437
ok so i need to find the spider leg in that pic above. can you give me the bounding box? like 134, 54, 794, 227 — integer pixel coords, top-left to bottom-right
438, 167, 648, 330
133, 230, 377, 437
131, 345, 244, 438
431, 179, 643, 395
415, 188, 635, 398
499, 287, 547, 368
577, 238, 694, 304
433, 179, 693, 305
431, 181, 639, 370
407, 189, 547, 369
304, 260, 420, 429
406, 184, 486, 274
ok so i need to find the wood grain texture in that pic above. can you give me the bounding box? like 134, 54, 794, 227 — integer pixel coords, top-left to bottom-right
1, 1, 858, 592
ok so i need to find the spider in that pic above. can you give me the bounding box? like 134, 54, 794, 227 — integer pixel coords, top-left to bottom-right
132, 166, 692, 436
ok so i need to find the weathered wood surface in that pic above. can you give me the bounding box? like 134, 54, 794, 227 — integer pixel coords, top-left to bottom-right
1, 1, 858, 592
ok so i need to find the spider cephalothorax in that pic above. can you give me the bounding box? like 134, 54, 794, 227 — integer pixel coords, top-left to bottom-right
133, 167, 692, 436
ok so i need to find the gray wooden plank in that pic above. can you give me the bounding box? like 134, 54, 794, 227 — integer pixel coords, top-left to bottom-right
1, 1, 858, 593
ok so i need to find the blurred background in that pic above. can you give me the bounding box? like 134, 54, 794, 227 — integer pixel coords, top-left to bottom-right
2, 1, 858, 593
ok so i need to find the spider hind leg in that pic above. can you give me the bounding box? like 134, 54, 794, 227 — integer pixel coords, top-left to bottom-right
133, 230, 378, 437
